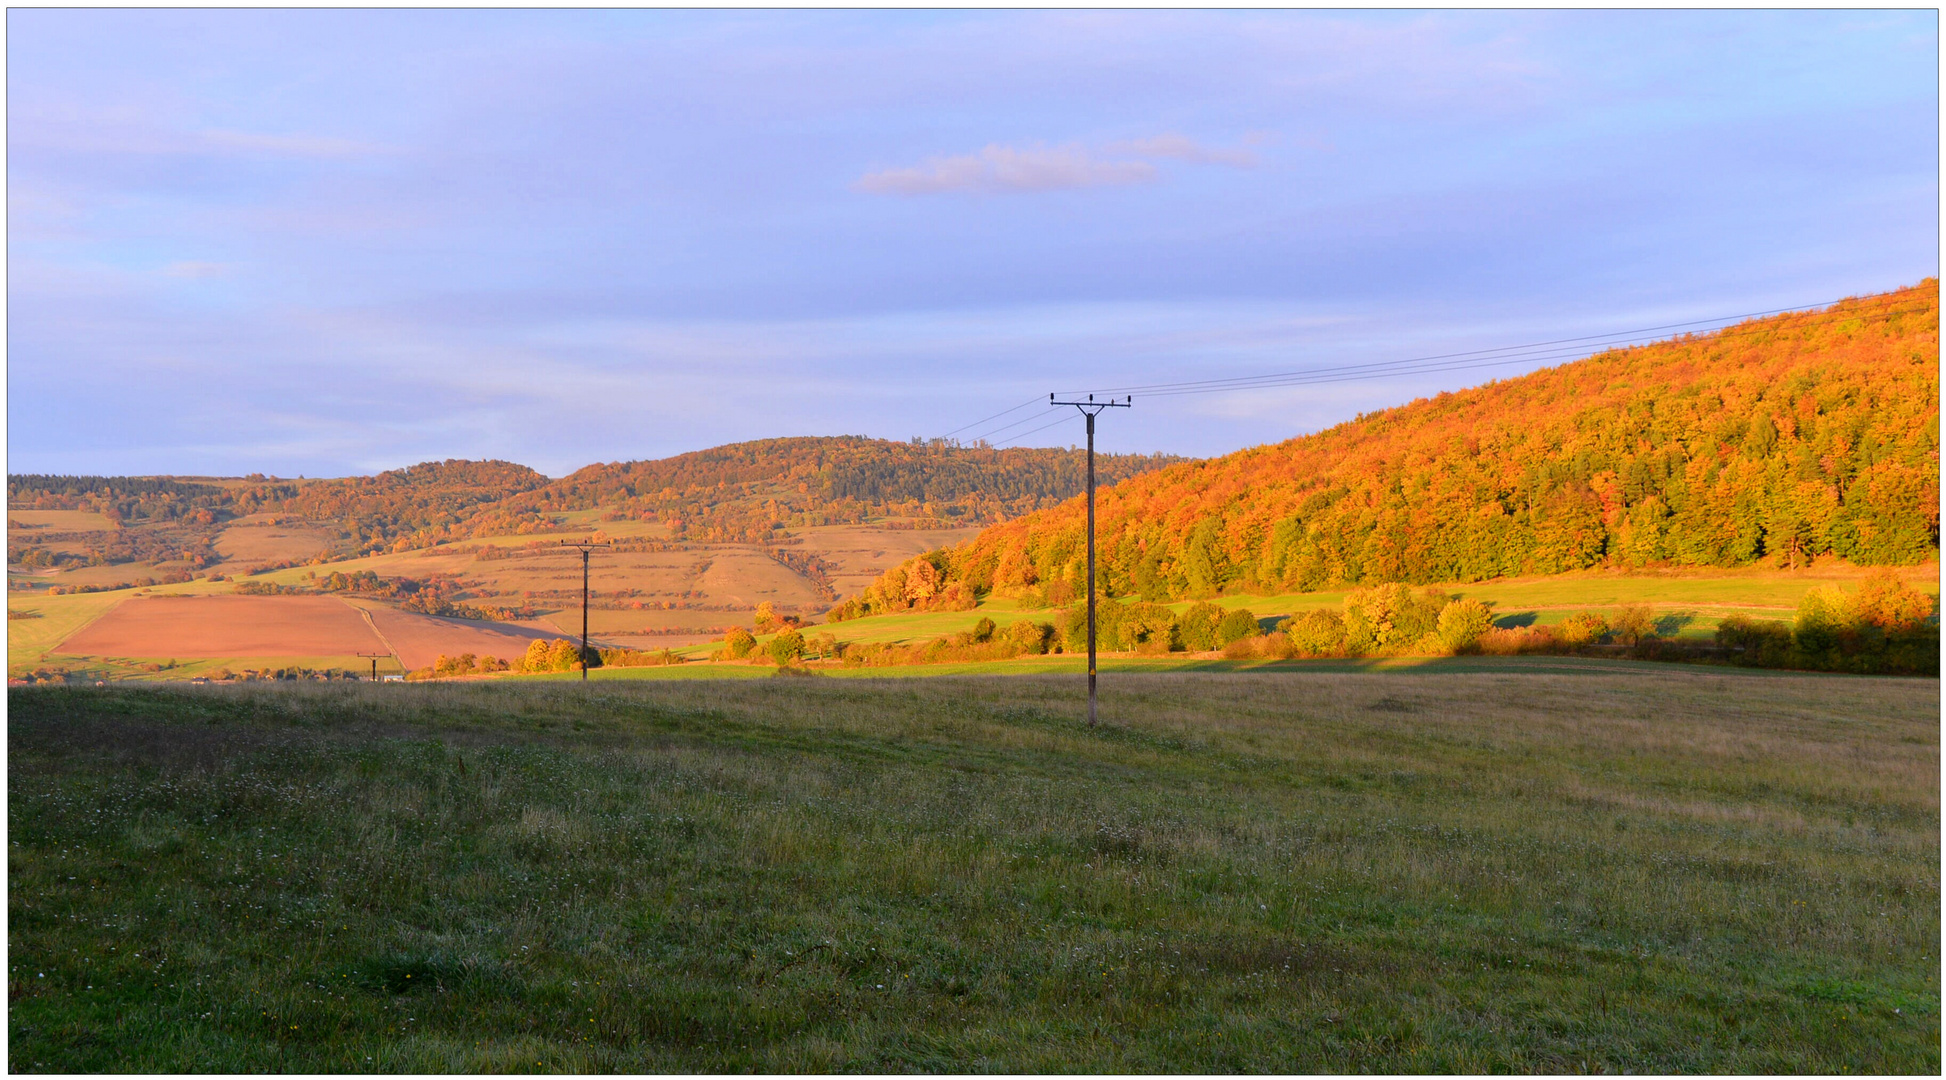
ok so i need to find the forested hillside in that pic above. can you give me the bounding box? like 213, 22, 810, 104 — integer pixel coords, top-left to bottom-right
843, 281, 1938, 616
9, 440, 1183, 558
504, 437, 1183, 544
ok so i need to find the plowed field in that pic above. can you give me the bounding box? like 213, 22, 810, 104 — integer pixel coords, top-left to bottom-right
56, 596, 383, 658
353, 601, 567, 669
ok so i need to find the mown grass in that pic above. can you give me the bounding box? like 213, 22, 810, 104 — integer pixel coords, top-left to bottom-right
9, 670, 1938, 1072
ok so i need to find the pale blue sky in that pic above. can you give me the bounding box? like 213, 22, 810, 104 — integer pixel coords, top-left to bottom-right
8, 9, 1937, 477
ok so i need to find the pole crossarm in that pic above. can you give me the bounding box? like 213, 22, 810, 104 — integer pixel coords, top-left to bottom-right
1048, 392, 1132, 726
560, 538, 612, 681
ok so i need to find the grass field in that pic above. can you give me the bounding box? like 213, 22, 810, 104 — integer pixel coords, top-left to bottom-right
9, 667, 1936, 1072
779, 562, 1944, 657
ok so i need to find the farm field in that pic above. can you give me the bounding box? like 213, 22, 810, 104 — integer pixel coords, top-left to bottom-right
6, 514, 985, 678
7, 509, 121, 535
8, 670, 1936, 1072
11, 558, 1937, 680
58, 596, 384, 659
346, 600, 565, 672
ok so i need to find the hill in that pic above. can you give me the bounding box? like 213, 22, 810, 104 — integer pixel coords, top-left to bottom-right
7, 438, 1184, 678
844, 281, 1938, 617
507, 436, 1184, 545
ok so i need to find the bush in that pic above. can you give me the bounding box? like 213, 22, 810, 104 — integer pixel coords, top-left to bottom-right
1005, 619, 1055, 655
1435, 598, 1493, 652
765, 629, 805, 666
1716, 614, 1793, 666
1177, 602, 1225, 651
722, 628, 757, 659
1124, 602, 1180, 652
1281, 609, 1348, 657
1221, 636, 1257, 660
1343, 584, 1443, 655
1559, 612, 1610, 647
1611, 604, 1655, 646
1216, 608, 1259, 646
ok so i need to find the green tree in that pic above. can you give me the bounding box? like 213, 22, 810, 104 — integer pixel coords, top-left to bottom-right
1281, 609, 1347, 657
1177, 602, 1225, 651
1436, 598, 1493, 652
1611, 605, 1655, 647
766, 629, 805, 665
1216, 608, 1259, 646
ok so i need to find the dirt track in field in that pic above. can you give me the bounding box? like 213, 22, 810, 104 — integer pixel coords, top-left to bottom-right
56, 596, 384, 658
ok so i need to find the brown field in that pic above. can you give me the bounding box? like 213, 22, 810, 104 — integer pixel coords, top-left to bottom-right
349, 600, 568, 669
56, 595, 384, 658
6, 509, 119, 532
213, 522, 342, 563
794, 524, 985, 594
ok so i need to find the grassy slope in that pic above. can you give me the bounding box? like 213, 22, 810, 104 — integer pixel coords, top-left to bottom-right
687, 562, 1943, 660
9, 674, 1937, 1072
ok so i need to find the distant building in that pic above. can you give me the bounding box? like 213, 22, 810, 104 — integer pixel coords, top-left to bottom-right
381, 674, 405, 682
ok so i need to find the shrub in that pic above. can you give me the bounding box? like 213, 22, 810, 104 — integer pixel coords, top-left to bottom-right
1005, 619, 1054, 655
1221, 636, 1257, 660
722, 628, 757, 659
1280, 610, 1345, 657
1435, 598, 1493, 652
1177, 602, 1225, 651
765, 629, 805, 666
1124, 602, 1180, 652
1611, 604, 1656, 646
1216, 608, 1259, 646
1559, 612, 1610, 647
1343, 584, 1443, 654
970, 616, 997, 644
1257, 632, 1296, 660
1716, 614, 1794, 666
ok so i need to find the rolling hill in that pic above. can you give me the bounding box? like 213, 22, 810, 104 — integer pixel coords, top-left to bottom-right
7, 438, 1183, 678
845, 281, 1939, 618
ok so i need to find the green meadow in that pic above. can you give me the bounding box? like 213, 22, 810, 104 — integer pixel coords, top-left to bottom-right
9, 667, 1936, 1072
676, 563, 1942, 660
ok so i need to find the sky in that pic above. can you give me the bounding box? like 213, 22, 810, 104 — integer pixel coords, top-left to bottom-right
7, 9, 1938, 478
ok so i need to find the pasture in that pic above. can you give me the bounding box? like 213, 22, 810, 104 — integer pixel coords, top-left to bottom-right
8, 668, 1936, 1072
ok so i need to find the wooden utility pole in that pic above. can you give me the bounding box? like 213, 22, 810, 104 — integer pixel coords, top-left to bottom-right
560, 538, 611, 680
1049, 393, 1132, 725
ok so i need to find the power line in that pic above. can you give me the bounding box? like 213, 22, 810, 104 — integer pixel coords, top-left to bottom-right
993, 411, 1083, 448
963, 405, 1069, 445
938, 396, 1045, 440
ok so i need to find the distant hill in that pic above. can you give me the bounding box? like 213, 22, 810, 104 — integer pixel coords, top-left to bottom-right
843, 281, 1939, 615
514, 437, 1186, 544
9, 438, 1185, 558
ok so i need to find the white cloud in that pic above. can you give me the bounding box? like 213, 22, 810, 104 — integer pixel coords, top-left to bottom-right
855, 143, 1156, 195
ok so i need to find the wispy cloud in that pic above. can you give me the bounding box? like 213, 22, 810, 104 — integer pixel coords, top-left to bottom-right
855, 143, 1156, 195
855, 133, 1263, 195
1112, 132, 1263, 167
161, 260, 229, 278
198, 128, 387, 158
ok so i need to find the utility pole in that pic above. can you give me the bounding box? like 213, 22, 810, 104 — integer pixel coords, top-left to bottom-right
560, 538, 611, 681
1049, 392, 1132, 725
355, 652, 389, 682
